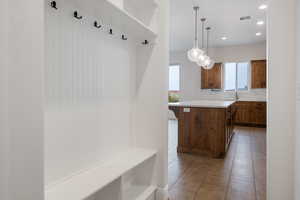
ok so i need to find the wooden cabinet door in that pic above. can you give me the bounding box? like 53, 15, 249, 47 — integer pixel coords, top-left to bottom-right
251, 60, 267, 89
234, 102, 251, 124
177, 107, 229, 158
254, 102, 267, 125
178, 107, 192, 150
201, 63, 222, 89
234, 101, 266, 126
189, 108, 211, 153
225, 106, 234, 151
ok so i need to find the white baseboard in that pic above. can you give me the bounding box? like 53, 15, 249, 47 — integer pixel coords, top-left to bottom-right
155, 185, 168, 200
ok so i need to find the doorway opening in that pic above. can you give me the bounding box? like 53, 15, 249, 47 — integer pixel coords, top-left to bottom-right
168, 0, 267, 199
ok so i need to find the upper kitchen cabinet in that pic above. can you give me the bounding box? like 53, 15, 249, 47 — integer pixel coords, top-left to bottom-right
251, 60, 267, 89
201, 63, 222, 89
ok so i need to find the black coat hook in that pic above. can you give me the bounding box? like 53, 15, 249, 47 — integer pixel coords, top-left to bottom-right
109, 29, 113, 35
94, 21, 102, 29
50, 1, 58, 9
122, 35, 128, 40
142, 40, 149, 45
74, 11, 83, 20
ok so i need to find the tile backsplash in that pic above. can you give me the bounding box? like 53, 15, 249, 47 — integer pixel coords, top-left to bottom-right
182, 89, 267, 102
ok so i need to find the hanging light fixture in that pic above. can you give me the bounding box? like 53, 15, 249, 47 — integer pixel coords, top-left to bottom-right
197, 18, 207, 66
187, 6, 214, 69
187, 6, 204, 62
202, 27, 215, 69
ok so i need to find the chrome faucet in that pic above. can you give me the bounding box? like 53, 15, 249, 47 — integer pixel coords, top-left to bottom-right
235, 91, 239, 101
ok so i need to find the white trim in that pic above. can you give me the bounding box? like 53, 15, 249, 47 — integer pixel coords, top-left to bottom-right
155, 185, 168, 200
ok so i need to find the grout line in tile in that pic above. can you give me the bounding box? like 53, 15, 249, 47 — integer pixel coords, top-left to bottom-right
250, 128, 259, 200
223, 131, 238, 200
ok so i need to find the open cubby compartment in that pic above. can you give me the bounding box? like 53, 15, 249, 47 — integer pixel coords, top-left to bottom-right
121, 156, 157, 200
85, 178, 122, 200
45, 149, 157, 200
86, 155, 156, 200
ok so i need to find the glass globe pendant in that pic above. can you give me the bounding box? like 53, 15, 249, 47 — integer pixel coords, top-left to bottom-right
188, 48, 203, 62
187, 6, 204, 62
202, 57, 215, 70
197, 54, 206, 66
201, 55, 210, 68
207, 59, 215, 69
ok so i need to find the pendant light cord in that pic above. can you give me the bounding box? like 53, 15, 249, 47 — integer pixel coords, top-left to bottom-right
202, 20, 204, 49
206, 27, 211, 56
201, 18, 206, 50
194, 7, 199, 48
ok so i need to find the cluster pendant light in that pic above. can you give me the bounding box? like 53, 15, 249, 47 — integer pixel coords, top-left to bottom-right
187, 6, 215, 69
187, 7, 204, 62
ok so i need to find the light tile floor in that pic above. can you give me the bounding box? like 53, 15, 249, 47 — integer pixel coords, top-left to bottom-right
168, 120, 266, 200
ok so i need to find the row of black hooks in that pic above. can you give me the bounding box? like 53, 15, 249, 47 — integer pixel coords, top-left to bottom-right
50, 1, 150, 45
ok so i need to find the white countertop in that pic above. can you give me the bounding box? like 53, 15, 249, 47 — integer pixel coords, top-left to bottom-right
169, 100, 236, 108
237, 98, 266, 102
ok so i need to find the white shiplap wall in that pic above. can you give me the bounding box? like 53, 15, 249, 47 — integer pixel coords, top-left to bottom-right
45, 1, 136, 186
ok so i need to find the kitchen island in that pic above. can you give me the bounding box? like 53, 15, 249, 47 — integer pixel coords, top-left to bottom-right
169, 100, 236, 158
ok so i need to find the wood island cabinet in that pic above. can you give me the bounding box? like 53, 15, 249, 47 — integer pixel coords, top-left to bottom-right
169, 104, 234, 158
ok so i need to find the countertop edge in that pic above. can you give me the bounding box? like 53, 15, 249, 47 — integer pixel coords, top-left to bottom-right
168, 101, 236, 109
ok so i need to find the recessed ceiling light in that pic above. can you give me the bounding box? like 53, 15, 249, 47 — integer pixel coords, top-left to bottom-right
256, 32, 262, 36
259, 4, 268, 10
221, 37, 227, 40
257, 20, 265, 25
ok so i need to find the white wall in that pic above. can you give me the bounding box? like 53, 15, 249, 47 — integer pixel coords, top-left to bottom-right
267, 0, 296, 199
170, 42, 267, 102
208, 42, 267, 63
5, 0, 45, 199
295, 0, 300, 199
133, 0, 169, 197
0, 0, 9, 199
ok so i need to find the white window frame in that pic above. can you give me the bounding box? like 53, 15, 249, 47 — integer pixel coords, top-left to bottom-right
223, 62, 250, 92
169, 64, 181, 92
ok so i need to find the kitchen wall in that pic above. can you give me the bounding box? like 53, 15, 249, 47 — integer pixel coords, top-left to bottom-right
208, 42, 267, 63
170, 42, 267, 102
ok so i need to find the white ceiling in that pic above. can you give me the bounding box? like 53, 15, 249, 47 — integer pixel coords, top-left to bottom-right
170, 0, 267, 52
